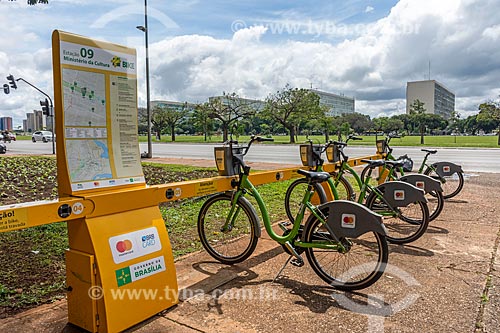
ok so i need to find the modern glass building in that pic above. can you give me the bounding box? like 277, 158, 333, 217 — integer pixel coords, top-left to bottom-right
309, 89, 355, 116
406, 80, 455, 119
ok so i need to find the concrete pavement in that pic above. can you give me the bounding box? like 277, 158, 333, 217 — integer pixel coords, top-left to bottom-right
1, 172, 499, 332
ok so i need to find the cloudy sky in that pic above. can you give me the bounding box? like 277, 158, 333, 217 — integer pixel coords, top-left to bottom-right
1, 0, 499, 127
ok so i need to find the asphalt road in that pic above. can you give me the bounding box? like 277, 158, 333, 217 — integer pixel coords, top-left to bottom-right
3, 140, 499, 173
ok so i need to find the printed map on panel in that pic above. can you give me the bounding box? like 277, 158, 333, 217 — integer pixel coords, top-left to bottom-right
66, 140, 112, 182
62, 68, 106, 126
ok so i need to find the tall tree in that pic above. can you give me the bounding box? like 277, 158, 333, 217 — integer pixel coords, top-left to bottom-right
340, 112, 373, 134
198, 92, 257, 142
150, 105, 170, 141
192, 106, 215, 141
160, 103, 190, 142
478, 101, 500, 144
409, 99, 427, 144
263, 85, 323, 143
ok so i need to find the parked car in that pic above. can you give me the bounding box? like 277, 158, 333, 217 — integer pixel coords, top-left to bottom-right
32, 131, 55, 143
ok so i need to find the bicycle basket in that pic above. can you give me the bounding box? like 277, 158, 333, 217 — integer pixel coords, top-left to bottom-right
214, 145, 244, 176
326, 144, 340, 163
397, 154, 414, 172
376, 139, 388, 154
299, 144, 323, 167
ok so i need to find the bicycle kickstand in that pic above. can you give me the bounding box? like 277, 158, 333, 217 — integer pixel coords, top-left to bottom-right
272, 255, 292, 283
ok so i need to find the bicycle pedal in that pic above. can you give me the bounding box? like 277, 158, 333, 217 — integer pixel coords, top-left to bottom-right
290, 258, 304, 267
278, 221, 292, 232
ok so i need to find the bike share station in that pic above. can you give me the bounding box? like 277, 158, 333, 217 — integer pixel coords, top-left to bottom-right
0, 31, 390, 332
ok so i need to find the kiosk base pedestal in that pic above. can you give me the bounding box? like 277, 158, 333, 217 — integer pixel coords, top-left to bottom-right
66, 206, 178, 332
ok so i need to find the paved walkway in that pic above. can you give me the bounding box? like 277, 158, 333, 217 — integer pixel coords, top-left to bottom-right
1, 169, 499, 332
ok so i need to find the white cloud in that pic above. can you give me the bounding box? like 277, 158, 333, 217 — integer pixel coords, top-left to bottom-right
365, 6, 374, 13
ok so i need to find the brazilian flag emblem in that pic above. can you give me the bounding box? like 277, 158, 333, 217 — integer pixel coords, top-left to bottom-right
115, 267, 132, 287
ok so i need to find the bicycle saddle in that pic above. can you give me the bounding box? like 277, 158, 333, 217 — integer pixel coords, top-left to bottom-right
361, 159, 385, 168
385, 160, 406, 168
297, 169, 330, 183
421, 149, 437, 154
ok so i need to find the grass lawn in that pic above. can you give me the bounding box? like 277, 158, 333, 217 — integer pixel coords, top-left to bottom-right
0, 156, 292, 316
136, 134, 500, 148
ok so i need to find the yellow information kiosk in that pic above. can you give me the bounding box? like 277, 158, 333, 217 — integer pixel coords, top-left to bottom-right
0, 29, 383, 333
52, 30, 178, 332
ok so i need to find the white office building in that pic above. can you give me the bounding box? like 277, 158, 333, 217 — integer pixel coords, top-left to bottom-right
310, 89, 355, 116
406, 80, 455, 120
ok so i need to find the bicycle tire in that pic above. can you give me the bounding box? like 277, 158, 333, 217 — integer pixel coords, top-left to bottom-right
331, 173, 356, 201
427, 190, 444, 222
365, 194, 430, 244
197, 193, 259, 264
360, 164, 399, 184
303, 209, 388, 290
424, 168, 464, 199
284, 178, 327, 223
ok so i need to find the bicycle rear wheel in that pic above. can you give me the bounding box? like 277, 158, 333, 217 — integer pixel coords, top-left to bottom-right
197, 193, 259, 264
284, 178, 327, 223
303, 213, 388, 290
331, 173, 355, 201
365, 195, 429, 244
424, 168, 464, 199
426, 190, 444, 222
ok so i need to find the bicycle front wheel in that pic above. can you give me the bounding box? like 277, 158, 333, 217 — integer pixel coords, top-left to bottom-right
197, 193, 259, 264
284, 178, 327, 223
303, 214, 388, 290
365, 195, 429, 244
424, 168, 464, 199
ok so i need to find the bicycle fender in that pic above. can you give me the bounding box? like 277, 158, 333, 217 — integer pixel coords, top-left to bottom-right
369, 181, 426, 207
430, 162, 463, 177
238, 196, 262, 238
320, 200, 387, 238
399, 174, 443, 193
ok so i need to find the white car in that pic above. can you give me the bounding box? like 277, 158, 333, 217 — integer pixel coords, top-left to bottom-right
32, 131, 55, 143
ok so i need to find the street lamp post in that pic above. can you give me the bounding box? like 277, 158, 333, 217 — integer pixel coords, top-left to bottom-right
137, 0, 152, 158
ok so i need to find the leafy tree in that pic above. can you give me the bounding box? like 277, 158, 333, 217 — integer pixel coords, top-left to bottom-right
263, 85, 323, 143
160, 103, 190, 142
463, 115, 479, 135
373, 117, 404, 135
339, 112, 372, 134
191, 106, 215, 141
477, 101, 500, 144
409, 99, 427, 144
198, 92, 257, 142
28, 0, 48, 4
150, 105, 170, 141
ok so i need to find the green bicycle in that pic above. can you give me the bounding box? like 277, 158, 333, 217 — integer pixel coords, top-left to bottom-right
198, 136, 389, 290
285, 137, 430, 244
367, 133, 464, 199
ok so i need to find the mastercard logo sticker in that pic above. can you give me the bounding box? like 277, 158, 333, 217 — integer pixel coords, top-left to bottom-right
341, 213, 356, 229
116, 239, 133, 253
394, 190, 405, 200
415, 181, 425, 190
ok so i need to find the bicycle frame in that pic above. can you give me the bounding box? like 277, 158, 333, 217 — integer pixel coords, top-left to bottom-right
223, 161, 344, 251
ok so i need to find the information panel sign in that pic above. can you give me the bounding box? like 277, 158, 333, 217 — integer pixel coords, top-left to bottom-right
52, 31, 145, 195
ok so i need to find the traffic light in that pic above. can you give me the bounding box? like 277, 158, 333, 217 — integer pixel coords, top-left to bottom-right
40, 98, 50, 116
3, 84, 9, 94
6, 75, 17, 89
